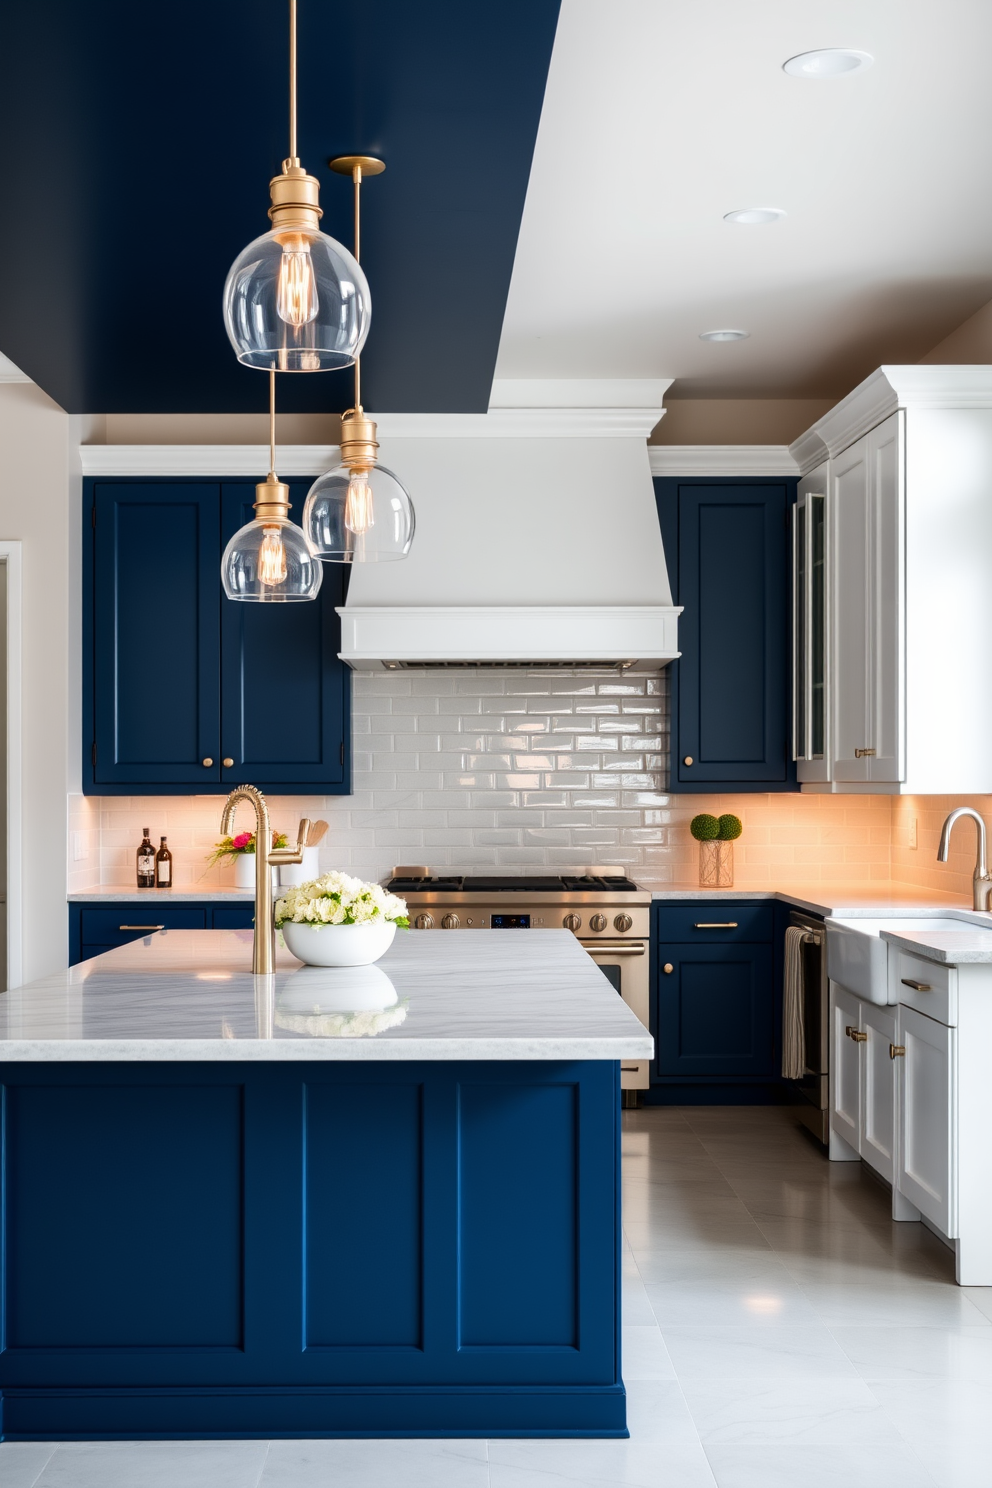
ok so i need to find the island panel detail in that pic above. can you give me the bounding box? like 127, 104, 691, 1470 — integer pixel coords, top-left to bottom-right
0, 1059, 624, 1439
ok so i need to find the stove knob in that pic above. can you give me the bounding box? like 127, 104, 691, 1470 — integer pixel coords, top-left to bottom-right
414, 913, 435, 930
563, 913, 582, 932
614, 913, 633, 933
441, 913, 460, 930
590, 913, 608, 932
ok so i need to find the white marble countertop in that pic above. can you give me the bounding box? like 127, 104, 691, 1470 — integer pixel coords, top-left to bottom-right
69, 885, 254, 902
880, 923, 992, 964
0, 929, 653, 1063
650, 883, 972, 918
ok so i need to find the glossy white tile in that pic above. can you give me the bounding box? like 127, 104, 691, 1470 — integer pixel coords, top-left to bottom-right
0, 1442, 58, 1488
489, 1439, 717, 1488
259, 1438, 489, 1488
33, 1440, 268, 1488
620, 1322, 677, 1380
661, 1324, 860, 1380
702, 1442, 937, 1488
680, 1377, 905, 1446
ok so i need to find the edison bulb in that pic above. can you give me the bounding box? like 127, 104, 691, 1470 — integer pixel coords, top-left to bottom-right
222, 518, 323, 602
223, 227, 370, 372
257, 525, 288, 585
344, 470, 375, 535
276, 237, 318, 326
303, 462, 415, 563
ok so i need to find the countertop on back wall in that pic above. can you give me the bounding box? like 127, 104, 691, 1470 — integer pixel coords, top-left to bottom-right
69, 880, 974, 919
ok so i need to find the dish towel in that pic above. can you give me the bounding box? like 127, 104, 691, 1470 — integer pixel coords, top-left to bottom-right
782, 925, 813, 1080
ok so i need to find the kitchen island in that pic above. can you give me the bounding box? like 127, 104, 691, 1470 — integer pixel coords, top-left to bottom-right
0, 929, 651, 1441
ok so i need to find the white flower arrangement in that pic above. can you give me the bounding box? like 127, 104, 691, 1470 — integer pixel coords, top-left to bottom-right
274, 871, 409, 930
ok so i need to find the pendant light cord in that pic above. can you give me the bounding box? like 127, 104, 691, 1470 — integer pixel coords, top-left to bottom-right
288, 0, 298, 162
353, 162, 362, 410
269, 368, 276, 477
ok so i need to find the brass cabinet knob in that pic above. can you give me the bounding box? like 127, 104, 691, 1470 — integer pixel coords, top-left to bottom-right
202, 757, 213, 767
223, 757, 234, 768
890, 1043, 906, 1059
683, 756, 694, 766
846, 1026, 867, 1043
663, 962, 674, 974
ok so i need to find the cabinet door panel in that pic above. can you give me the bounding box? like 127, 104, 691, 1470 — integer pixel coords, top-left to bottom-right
869, 414, 905, 782
220, 485, 349, 788
675, 485, 790, 785
93, 484, 221, 785
831, 443, 870, 781
896, 1005, 956, 1236
829, 983, 862, 1153
656, 945, 774, 1077
861, 1001, 897, 1181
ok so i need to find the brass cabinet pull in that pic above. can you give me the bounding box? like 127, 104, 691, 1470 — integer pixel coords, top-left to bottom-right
694, 922, 739, 929
202, 757, 213, 767
223, 757, 235, 768
621, 1065, 642, 1072
581, 941, 646, 956
890, 1044, 906, 1059
854, 747, 877, 758
901, 978, 931, 992
663, 962, 674, 974
846, 1025, 867, 1043
119, 924, 165, 932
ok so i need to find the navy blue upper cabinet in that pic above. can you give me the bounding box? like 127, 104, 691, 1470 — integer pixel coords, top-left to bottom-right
655, 479, 796, 792
85, 479, 350, 795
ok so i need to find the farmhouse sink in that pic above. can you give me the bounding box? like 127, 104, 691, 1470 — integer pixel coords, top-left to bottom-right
826, 917, 982, 1003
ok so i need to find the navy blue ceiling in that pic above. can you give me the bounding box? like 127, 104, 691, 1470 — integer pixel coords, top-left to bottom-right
0, 0, 560, 414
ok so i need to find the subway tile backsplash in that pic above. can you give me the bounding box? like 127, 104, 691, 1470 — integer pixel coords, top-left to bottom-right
70, 669, 978, 895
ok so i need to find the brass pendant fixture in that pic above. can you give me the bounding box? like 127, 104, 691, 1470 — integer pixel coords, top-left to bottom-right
221, 370, 323, 602
222, 0, 370, 372
302, 158, 416, 563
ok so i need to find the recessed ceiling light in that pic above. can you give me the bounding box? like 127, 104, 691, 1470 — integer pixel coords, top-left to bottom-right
783, 48, 873, 78
699, 329, 749, 342
724, 207, 786, 226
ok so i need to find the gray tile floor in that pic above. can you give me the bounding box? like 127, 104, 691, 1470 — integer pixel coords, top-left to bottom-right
2, 1106, 988, 1487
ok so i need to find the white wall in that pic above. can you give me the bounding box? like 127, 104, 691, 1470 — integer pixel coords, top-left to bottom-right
0, 382, 83, 981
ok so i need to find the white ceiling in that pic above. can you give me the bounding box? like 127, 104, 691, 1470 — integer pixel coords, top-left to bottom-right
495, 0, 992, 399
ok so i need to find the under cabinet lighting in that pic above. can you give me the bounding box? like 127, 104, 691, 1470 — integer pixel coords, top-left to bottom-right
699, 329, 750, 342
724, 208, 786, 225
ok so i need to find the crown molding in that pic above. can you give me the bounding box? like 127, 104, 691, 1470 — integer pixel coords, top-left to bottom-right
789, 365, 992, 474
0, 352, 30, 383
648, 445, 799, 477
79, 445, 339, 477
374, 405, 666, 438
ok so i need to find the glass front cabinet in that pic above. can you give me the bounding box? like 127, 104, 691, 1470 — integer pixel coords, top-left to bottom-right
792, 464, 828, 783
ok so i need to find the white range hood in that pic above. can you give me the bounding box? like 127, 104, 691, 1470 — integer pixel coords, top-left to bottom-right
337, 380, 681, 670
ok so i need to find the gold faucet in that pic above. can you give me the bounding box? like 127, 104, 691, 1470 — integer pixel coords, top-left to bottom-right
938, 806, 992, 911
221, 784, 312, 974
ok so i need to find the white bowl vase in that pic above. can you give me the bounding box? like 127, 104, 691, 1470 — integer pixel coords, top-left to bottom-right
234, 855, 277, 891
281, 918, 397, 967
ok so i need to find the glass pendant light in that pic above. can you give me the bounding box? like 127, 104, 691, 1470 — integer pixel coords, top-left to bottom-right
222, 370, 323, 602
303, 158, 415, 563
223, 0, 370, 372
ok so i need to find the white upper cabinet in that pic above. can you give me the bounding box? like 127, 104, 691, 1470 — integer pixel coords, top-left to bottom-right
791, 367, 992, 793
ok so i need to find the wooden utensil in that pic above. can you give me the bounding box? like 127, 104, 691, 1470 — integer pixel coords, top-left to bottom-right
306, 820, 329, 847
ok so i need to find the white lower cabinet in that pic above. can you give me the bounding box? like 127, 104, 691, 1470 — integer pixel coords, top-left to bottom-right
828, 983, 897, 1182
895, 1003, 957, 1238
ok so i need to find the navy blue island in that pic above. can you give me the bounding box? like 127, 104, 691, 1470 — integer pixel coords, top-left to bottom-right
0, 929, 651, 1441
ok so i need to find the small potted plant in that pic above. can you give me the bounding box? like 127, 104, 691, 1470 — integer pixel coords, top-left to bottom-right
690, 813, 742, 887
275, 872, 410, 967
208, 828, 288, 889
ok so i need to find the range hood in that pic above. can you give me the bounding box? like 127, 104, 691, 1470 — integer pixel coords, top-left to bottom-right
337, 381, 681, 670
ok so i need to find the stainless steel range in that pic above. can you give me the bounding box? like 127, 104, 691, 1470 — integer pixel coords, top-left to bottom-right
383, 866, 652, 1095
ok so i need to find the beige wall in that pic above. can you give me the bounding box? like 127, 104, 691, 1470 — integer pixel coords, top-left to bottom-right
649, 398, 834, 446
918, 296, 992, 364
0, 382, 82, 981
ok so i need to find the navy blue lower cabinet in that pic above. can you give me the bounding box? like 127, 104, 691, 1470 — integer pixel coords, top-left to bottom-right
654, 477, 797, 792
0, 1060, 625, 1439
69, 905, 253, 965
84, 478, 351, 796
650, 901, 782, 1102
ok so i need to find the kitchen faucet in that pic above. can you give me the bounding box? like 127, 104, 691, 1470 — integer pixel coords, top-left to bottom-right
937, 806, 992, 911
221, 785, 311, 974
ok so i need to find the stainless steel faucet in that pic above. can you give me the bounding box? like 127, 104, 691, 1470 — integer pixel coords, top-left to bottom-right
221, 784, 312, 974
938, 806, 992, 911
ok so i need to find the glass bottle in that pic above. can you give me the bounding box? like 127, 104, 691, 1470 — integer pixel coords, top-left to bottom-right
136, 828, 155, 889
155, 836, 173, 889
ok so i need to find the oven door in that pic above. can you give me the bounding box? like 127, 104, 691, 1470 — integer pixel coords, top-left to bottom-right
581, 939, 650, 1090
